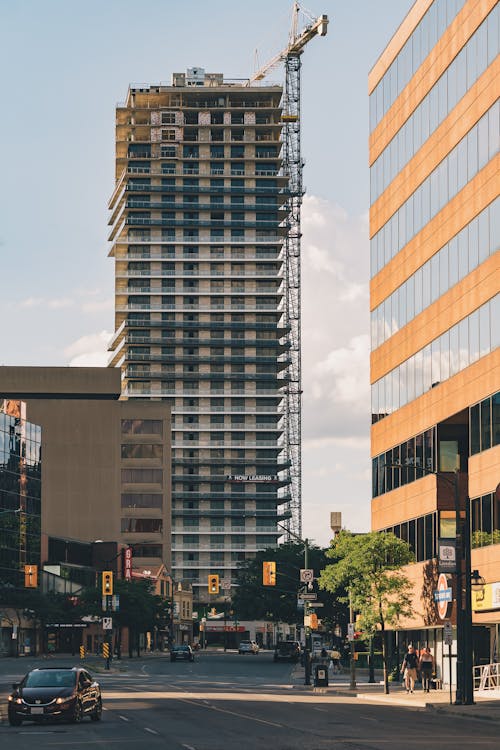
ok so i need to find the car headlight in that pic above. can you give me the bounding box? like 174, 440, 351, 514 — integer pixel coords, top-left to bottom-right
56, 695, 75, 705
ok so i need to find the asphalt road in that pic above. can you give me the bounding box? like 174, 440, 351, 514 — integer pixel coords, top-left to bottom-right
0, 651, 498, 749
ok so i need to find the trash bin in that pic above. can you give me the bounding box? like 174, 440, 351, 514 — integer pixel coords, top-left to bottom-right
314, 664, 329, 687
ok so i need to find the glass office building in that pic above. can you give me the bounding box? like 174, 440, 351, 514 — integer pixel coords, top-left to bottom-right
369, 0, 499, 665
0, 400, 41, 587
108, 69, 291, 604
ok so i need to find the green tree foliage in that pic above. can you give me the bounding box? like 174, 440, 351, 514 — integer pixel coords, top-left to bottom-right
232, 542, 346, 628
319, 531, 414, 694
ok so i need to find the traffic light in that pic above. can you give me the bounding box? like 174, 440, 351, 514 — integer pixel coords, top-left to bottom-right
262, 561, 276, 586
208, 574, 219, 594
102, 571, 113, 596
24, 565, 38, 588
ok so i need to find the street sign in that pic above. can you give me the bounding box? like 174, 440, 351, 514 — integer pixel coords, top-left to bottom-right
433, 589, 452, 602
221, 578, 232, 591
443, 621, 453, 646
436, 573, 452, 620
309, 602, 324, 608
102, 617, 113, 630
347, 623, 355, 641
298, 593, 317, 601
438, 539, 457, 573
300, 569, 314, 583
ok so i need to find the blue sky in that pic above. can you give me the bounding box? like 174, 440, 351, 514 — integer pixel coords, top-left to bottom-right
0, 0, 414, 545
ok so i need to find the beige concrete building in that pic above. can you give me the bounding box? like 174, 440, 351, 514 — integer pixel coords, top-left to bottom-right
369, 0, 499, 684
0, 366, 171, 574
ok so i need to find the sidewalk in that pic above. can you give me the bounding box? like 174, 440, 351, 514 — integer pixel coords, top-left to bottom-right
291, 664, 500, 724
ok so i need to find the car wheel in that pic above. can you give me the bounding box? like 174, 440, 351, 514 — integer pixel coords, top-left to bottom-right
70, 700, 83, 723
8, 713, 23, 727
90, 699, 102, 722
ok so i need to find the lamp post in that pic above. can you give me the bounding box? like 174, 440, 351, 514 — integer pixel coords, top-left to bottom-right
276, 521, 312, 686
383, 463, 474, 705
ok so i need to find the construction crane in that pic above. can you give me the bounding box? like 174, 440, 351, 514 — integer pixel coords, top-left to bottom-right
248, 4, 328, 541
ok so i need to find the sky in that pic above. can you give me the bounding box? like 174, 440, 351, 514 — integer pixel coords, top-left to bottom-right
0, 0, 415, 547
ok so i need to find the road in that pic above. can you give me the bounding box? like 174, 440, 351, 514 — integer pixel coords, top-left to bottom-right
0, 650, 497, 749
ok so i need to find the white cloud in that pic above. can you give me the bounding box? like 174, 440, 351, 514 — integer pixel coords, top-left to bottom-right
81, 298, 114, 314
65, 330, 112, 367
301, 194, 370, 443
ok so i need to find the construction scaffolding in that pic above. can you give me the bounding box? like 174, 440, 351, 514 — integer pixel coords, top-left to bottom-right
249, 4, 328, 541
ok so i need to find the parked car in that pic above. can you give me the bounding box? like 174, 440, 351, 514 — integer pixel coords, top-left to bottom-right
273, 640, 301, 662
8, 667, 102, 726
238, 640, 259, 655
170, 644, 195, 662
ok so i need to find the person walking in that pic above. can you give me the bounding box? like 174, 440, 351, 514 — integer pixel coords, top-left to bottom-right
419, 647, 435, 692
401, 645, 419, 693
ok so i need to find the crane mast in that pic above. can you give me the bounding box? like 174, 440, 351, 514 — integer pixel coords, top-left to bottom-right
249, 4, 328, 541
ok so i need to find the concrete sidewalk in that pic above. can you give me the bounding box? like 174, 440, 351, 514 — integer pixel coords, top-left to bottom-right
291, 664, 500, 724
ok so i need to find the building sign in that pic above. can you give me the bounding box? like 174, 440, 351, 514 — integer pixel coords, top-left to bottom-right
205, 624, 245, 632
473, 581, 500, 612
435, 573, 452, 620
123, 547, 133, 580
438, 539, 457, 573
226, 475, 278, 482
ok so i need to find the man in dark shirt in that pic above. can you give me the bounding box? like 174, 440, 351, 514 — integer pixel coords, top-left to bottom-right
401, 645, 418, 693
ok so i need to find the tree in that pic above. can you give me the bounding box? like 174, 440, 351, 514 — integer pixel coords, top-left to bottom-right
78, 578, 168, 657
232, 542, 347, 635
319, 531, 414, 694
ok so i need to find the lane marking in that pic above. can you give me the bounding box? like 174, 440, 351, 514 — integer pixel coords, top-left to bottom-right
144, 727, 159, 735
119, 715, 130, 721
182, 745, 197, 750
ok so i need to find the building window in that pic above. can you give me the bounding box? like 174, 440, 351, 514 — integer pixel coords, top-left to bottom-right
121, 494, 163, 509
121, 444, 163, 459
121, 420, 163, 435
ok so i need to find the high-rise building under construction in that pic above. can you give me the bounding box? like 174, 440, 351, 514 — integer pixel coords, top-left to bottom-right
107, 68, 292, 602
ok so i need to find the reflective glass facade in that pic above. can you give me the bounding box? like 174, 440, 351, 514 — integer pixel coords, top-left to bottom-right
371, 100, 499, 276
370, 0, 467, 130
370, 0, 499, 571
0, 403, 41, 587
371, 5, 499, 201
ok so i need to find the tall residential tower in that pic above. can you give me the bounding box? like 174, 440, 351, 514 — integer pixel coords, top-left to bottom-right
108, 69, 291, 603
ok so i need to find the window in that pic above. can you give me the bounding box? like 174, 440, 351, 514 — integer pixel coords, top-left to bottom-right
121, 494, 163, 509
121, 444, 163, 459
121, 518, 163, 533
121, 469, 163, 484
121, 420, 163, 435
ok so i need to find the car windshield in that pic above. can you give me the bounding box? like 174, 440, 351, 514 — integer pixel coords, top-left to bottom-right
174, 646, 189, 651
24, 671, 76, 688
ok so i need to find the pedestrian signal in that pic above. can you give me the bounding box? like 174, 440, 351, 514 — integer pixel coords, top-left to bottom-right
102, 570, 113, 596
208, 574, 219, 594
262, 561, 276, 586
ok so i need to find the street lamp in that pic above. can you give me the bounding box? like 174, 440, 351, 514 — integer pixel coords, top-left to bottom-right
384, 462, 474, 705
276, 521, 312, 686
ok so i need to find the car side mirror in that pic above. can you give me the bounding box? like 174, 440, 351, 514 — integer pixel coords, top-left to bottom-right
83, 680, 92, 688
12, 683, 19, 690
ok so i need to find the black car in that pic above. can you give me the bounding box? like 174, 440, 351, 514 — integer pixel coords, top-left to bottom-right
170, 644, 194, 662
273, 640, 301, 662
8, 667, 102, 726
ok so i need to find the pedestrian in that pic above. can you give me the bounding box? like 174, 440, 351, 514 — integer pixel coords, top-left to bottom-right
419, 646, 435, 692
330, 648, 341, 673
401, 645, 419, 693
